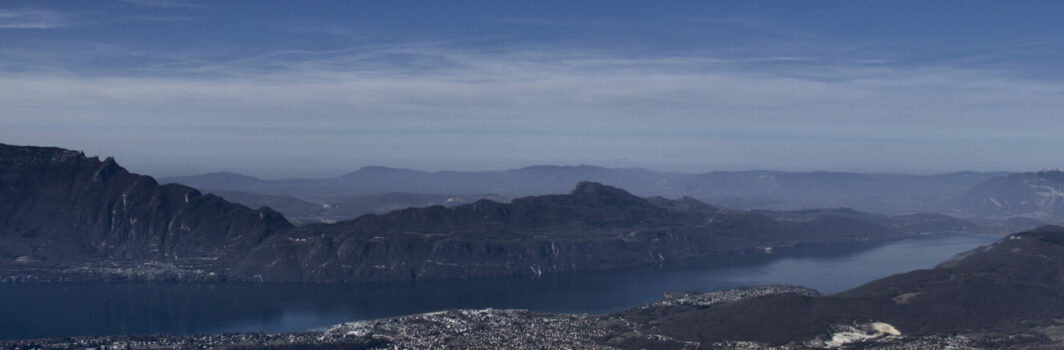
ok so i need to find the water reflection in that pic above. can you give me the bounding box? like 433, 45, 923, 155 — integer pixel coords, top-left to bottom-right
0, 234, 999, 340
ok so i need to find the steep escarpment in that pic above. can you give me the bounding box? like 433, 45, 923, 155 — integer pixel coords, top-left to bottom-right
0, 144, 292, 279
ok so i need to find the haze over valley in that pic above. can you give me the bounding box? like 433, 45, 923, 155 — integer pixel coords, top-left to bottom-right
160, 166, 1064, 229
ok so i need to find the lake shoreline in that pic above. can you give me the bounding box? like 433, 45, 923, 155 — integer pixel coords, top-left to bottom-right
0, 233, 1000, 341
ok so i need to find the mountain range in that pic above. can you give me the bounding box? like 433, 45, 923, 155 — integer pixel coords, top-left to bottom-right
206, 190, 508, 225
163, 166, 1064, 227
0, 143, 973, 283
960, 169, 1064, 220
166, 166, 1064, 227
161, 166, 1005, 214
232, 181, 977, 282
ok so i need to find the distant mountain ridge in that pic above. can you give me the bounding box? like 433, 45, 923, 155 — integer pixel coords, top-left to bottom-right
208, 190, 508, 225
960, 169, 1064, 220
162, 165, 1007, 219
0, 143, 971, 283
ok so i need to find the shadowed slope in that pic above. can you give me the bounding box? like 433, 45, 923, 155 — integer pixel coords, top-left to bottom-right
615, 226, 1064, 346
0, 144, 292, 279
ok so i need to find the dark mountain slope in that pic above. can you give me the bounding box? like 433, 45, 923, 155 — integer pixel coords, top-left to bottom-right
0, 144, 974, 283
614, 226, 1064, 346
231, 182, 961, 282
0, 144, 292, 279
336, 182, 690, 231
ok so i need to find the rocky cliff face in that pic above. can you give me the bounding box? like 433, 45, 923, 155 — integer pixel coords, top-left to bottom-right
0, 144, 291, 277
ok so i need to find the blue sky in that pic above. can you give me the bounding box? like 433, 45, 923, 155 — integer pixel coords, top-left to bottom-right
1, 1, 1062, 177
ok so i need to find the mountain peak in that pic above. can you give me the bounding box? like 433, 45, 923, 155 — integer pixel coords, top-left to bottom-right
356, 166, 404, 172
567, 181, 642, 202
341, 166, 421, 179
569, 181, 618, 194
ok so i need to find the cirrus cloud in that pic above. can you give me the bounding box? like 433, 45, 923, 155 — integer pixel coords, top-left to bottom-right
0, 8, 67, 29
1, 45, 1062, 174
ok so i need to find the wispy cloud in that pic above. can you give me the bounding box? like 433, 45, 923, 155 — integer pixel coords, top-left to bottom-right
0, 8, 67, 29
281, 22, 360, 40
3, 45, 1061, 129
123, 14, 198, 22
1, 45, 1062, 172
491, 17, 622, 27
0, 6, 193, 31
115, 0, 204, 9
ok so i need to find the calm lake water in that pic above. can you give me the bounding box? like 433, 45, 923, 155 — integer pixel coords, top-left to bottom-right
0, 233, 1000, 340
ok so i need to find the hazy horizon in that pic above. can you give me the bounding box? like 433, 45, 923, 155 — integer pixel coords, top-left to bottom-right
2, 1, 1062, 177
0, 140, 1045, 179
18, 143, 1024, 180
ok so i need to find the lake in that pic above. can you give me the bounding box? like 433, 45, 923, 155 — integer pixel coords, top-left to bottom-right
0, 233, 1000, 340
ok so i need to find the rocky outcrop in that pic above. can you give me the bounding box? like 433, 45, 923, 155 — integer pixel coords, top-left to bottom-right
0, 144, 292, 276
